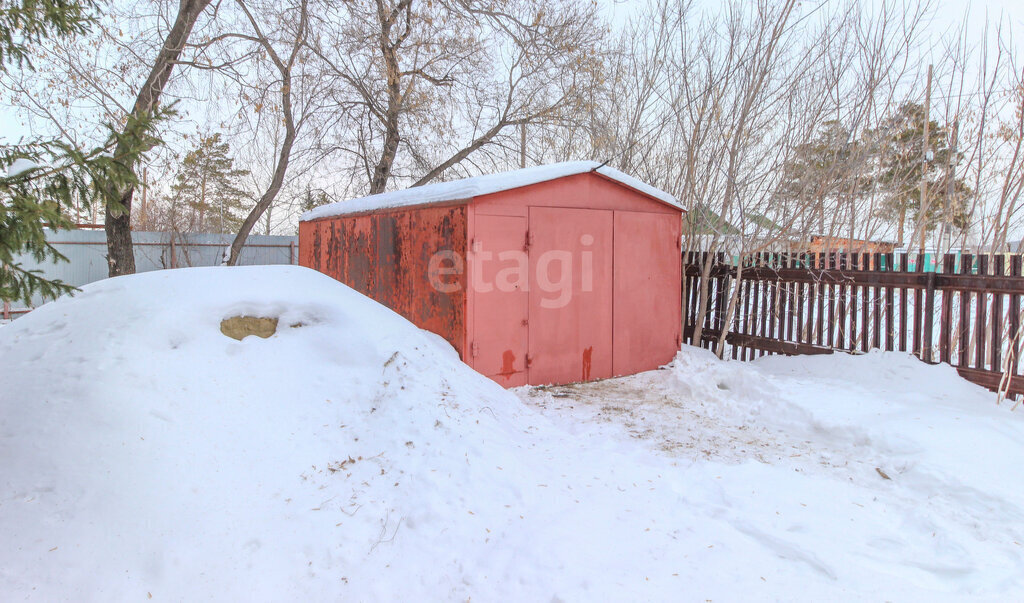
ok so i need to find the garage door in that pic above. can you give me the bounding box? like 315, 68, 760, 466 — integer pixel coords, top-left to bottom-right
527, 207, 613, 384
612, 211, 681, 376
471, 214, 529, 386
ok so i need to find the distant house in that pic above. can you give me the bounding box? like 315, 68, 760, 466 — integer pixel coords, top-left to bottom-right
806, 235, 895, 255
684, 204, 795, 250
684, 204, 741, 238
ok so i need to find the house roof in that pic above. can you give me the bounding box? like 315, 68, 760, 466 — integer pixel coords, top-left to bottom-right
300, 161, 682, 221
686, 204, 797, 237
685, 204, 740, 235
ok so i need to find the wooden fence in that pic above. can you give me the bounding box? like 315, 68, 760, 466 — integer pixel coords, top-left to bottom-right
682, 251, 1024, 398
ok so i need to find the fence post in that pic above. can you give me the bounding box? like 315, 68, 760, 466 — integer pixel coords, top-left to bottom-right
922, 270, 936, 362
170, 237, 177, 269
289, 240, 296, 265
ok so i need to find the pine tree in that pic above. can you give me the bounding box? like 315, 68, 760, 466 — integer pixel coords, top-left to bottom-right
1, 0, 165, 305
775, 120, 862, 236
300, 185, 332, 213
870, 102, 971, 247
169, 134, 251, 234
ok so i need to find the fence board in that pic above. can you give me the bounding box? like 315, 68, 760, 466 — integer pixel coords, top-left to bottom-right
885, 253, 895, 351
815, 253, 825, 346
939, 254, 956, 363
796, 255, 806, 347
899, 254, 909, 352
872, 252, 881, 350
838, 254, 849, 349
959, 254, 973, 368
993, 255, 1005, 371
1011, 256, 1022, 392
759, 254, 770, 358
913, 255, 924, 357
922, 270, 936, 363
976, 255, 989, 370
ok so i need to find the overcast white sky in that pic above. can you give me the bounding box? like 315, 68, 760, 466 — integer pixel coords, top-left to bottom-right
604, 0, 1023, 43
4, 0, 1022, 140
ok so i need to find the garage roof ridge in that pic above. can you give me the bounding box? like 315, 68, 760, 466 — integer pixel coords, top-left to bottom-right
300, 160, 681, 222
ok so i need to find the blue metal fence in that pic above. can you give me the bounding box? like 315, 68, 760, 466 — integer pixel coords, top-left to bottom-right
3, 229, 298, 318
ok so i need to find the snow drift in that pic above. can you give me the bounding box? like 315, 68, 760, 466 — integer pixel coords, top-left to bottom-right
3, 265, 1024, 601
0, 267, 688, 600
0, 267, 550, 599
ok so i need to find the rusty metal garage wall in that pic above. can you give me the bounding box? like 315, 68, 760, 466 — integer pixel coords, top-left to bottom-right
300, 204, 467, 355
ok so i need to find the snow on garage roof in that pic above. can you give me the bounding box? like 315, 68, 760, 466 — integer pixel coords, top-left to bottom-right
300, 160, 682, 221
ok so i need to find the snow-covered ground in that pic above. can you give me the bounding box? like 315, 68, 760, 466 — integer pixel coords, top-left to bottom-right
518, 350, 1024, 599
1, 266, 1022, 601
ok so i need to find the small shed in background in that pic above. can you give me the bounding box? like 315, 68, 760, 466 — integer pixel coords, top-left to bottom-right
299, 161, 684, 387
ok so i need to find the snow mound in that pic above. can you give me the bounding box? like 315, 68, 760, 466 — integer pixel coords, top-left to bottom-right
5, 157, 40, 177
0, 267, 554, 599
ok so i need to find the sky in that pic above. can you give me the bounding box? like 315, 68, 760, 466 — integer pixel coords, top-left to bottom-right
4, 0, 1022, 144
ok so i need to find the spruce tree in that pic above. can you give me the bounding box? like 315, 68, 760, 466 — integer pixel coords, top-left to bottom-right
1, 0, 165, 305
300, 185, 331, 213
775, 120, 861, 236
870, 102, 971, 247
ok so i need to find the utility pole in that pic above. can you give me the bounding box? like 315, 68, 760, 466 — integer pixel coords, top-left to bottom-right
520, 123, 527, 169
918, 64, 933, 254
199, 173, 207, 232
140, 167, 148, 229
943, 118, 958, 252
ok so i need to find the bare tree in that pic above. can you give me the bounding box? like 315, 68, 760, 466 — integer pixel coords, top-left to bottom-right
307, 0, 604, 195
219, 0, 311, 265
104, 0, 214, 276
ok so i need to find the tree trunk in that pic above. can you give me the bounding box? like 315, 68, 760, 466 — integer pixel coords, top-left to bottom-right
105, 0, 212, 276
225, 79, 296, 265
199, 173, 207, 231
225, 0, 307, 265
715, 261, 743, 358
367, 0, 412, 195
896, 206, 905, 248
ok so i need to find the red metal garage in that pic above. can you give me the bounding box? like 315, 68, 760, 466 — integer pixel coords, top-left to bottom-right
299, 161, 684, 387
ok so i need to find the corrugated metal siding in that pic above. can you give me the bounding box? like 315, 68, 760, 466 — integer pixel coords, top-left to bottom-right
299, 205, 467, 355
6, 229, 298, 313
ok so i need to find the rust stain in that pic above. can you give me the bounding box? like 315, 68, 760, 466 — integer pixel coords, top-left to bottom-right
582, 346, 593, 381
499, 350, 516, 379
298, 205, 467, 359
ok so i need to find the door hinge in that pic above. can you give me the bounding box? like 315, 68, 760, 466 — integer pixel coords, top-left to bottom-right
525, 230, 534, 249
470, 342, 479, 358
525, 353, 533, 368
